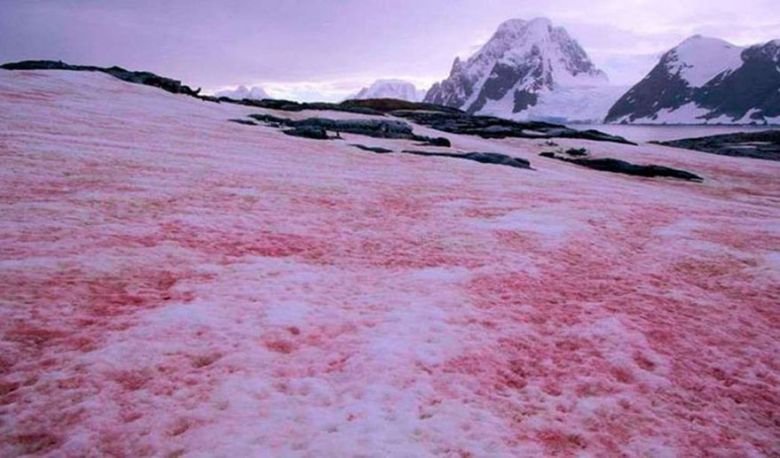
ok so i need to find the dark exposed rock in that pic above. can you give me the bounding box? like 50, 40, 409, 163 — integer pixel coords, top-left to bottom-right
244, 109, 631, 145
390, 110, 634, 145
654, 130, 780, 161
228, 118, 257, 126
226, 98, 464, 116
539, 152, 702, 181
573, 158, 702, 181
564, 147, 588, 156
283, 126, 329, 140
1, 60, 202, 97
339, 98, 463, 114
350, 144, 393, 153
295, 118, 414, 138
248, 114, 289, 124
415, 136, 452, 147
513, 90, 540, 113
403, 150, 531, 170
566, 129, 635, 144
236, 98, 384, 115
246, 114, 416, 140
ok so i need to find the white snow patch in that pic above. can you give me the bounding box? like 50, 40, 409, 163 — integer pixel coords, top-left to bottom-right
668, 35, 744, 88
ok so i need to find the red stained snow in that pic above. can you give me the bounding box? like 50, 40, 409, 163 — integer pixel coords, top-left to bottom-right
1, 70, 779, 456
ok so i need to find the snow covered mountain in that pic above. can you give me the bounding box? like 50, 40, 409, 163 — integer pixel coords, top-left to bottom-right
215, 85, 270, 100
424, 17, 621, 123
605, 36, 780, 124
347, 79, 426, 102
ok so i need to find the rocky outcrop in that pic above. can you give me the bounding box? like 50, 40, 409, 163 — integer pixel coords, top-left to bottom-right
242, 109, 631, 145
283, 126, 329, 140
339, 99, 463, 114
351, 144, 393, 153
247, 114, 441, 142
403, 151, 531, 170
655, 130, 780, 161
1, 60, 202, 97
539, 151, 702, 181
228, 118, 258, 126
391, 110, 634, 144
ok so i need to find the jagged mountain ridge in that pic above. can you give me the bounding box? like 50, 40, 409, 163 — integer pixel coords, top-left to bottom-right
424, 17, 616, 122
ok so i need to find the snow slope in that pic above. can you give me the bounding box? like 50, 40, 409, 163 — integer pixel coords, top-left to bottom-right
668, 36, 744, 88
1, 69, 779, 457
348, 79, 426, 102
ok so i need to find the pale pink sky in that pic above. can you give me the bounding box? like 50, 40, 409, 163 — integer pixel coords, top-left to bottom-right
1, 0, 778, 101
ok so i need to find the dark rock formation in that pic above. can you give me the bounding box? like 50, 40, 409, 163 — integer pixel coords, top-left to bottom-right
237, 98, 384, 115
416, 136, 452, 147
242, 109, 631, 145
1, 60, 202, 97
228, 118, 257, 126
350, 144, 393, 153
539, 152, 702, 181
340, 98, 463, 114
390, 110, 634, 144
283, 126, 329, 140
248, 114, 288, 124
564, 147, 588, 157
403, 151, 531, 170
294, 118, 414, 138
655, 130, 780, 161
247, 114, 417, 140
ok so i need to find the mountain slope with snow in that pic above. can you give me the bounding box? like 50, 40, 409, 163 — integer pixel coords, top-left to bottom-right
606, 36, 780, 124
1, 68, 779, 457
424, 18, 622, 122
348, 79, 425, 102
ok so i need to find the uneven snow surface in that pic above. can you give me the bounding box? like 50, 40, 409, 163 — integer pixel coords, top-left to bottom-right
1, 70, 779, 457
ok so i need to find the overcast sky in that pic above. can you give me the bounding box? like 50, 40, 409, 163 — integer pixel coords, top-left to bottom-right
1, 0, 778, 101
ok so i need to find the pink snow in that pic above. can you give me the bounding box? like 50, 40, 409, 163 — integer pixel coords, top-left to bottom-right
0, 69, 778, 457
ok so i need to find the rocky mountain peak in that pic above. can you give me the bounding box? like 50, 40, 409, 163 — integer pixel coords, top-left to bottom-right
424, 17, 610, 121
